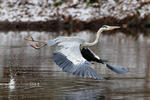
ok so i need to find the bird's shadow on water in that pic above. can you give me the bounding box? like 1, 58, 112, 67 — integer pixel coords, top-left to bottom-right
3, 54, 115, 100
41, 76, 110, 100
6, 60, 110, 100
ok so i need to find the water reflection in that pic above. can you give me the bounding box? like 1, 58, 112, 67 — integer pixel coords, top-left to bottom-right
0, 31, 150, 100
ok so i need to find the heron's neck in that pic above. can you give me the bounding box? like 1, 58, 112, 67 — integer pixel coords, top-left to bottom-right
82, 29, 103, 47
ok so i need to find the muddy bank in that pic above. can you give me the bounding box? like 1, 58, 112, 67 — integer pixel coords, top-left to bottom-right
0, 16, 149, 34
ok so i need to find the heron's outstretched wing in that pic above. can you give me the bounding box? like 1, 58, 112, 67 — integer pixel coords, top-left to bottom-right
81, 48, 109, 64
46, 37, 128, 75
81, 48, 128, 74
52, 41, 103, 80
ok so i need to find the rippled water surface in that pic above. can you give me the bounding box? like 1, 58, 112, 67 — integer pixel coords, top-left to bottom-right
0, 31, 150, 100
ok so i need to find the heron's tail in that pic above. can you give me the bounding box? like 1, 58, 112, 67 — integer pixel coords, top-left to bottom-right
98, 58, 109, 64
105, 64, 128, 74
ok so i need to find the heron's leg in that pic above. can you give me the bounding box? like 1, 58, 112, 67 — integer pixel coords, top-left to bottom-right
31, 43, 47, 49
24, 37, 46, 44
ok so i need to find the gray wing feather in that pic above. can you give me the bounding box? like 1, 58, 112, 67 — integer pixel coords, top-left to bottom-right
53, 52, 103, 80
46, 36, 84, 47
51, 37, 103, 79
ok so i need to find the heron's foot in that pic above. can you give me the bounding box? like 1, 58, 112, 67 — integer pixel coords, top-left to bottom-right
24, 36, 34, 41
30, 44, 40, 49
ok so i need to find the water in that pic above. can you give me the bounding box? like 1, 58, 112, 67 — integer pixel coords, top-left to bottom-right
0, 31, 150, 100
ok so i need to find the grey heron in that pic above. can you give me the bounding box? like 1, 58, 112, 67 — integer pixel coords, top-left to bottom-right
25, 25, 128, 80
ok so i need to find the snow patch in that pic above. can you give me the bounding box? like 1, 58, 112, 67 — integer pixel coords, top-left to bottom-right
0, 0, 150, 22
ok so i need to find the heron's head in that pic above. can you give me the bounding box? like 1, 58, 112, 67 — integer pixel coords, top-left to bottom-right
100, 25, 120, 31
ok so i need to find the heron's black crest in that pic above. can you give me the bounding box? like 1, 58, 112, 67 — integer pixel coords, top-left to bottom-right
101, 25, 109, 28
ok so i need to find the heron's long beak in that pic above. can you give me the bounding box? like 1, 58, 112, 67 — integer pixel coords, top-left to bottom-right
109, 26, 120, 30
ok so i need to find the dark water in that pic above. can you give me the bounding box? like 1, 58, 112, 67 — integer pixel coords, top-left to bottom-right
0, 31, 150, 100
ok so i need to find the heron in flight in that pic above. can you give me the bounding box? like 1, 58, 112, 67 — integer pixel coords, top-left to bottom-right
25, 25, 128, 80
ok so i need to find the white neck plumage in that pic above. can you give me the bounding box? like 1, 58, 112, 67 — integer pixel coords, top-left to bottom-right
82, 28, 103, 47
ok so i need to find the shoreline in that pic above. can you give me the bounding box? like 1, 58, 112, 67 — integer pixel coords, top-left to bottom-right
0, 16, 149, 32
